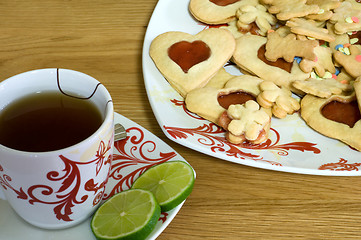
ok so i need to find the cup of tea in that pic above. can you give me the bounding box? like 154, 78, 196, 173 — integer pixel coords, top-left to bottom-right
0, 68, 114, 229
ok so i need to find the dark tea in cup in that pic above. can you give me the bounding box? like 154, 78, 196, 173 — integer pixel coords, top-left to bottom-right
0, 91, 103, 152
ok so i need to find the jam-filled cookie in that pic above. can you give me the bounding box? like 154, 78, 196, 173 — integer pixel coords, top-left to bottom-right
185, 74, 267, 124
219, 100, 271, 144
149, 28, 236, 97
300, 92, 361, 151
185, 74, 272, 144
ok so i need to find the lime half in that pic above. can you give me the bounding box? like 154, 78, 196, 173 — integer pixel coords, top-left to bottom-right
91, 189, 161, 240
131, 161, 195, 212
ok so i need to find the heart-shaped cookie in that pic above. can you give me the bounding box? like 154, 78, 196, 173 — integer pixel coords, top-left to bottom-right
149, 28, 236, 97
168, 40, 211, 73
301, 93, 361, 151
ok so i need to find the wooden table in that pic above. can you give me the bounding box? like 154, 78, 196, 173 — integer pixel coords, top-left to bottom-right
1, 1, 361, 239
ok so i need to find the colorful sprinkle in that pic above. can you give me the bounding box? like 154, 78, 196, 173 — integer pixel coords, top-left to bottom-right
344, 47, 351, 55
335, 67, 341, 76
310, 72, 317, 79
323, 72, 332, 79
335, 44, 343, 50
332, 74, 337, 79
340, 80, 349, 84
355, 55, 361, 62
352, 16, 359, 23
346, 17, 353, 23
318, 9, 325, 14
344, 43, 351, 48
294, 56, 302, 64
310, 72, 323, 80
350, 38, 359, 44
313, 56, 318, 62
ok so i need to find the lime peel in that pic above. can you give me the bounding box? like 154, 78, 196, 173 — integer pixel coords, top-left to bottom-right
91, 189, 161, 240
131, 161, 195, 212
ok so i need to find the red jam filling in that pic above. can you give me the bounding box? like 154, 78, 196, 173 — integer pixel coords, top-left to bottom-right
168, 40, 211, 73
257, 44, 293, 73
321, 100, 361, 127
209, 0, 240, 6
217, 91, 256, 109
239, 22, 262, 36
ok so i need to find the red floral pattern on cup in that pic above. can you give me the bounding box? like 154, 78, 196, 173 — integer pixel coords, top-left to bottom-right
0, 139, 112, 222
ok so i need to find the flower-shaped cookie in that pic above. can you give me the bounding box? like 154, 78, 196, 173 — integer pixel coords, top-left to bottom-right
257, 81, 300, 118
236, 3, 277, 36
225, 100, 271, 144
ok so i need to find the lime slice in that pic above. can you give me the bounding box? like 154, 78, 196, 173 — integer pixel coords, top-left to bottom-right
91, 189, 161, 240
131, 161, 195, 212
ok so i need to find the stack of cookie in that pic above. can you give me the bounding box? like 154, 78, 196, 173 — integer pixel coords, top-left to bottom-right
149, 0, 361, 151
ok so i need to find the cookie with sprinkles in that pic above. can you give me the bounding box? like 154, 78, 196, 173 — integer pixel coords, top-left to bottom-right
299, 45, 336, 77
334, 44, 361, 78
329, 1, 361, 34
305, 0, 341, 21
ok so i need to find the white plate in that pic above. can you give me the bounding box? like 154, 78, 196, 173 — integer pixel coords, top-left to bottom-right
142, 0, 361, 176
0, 112, 193, 240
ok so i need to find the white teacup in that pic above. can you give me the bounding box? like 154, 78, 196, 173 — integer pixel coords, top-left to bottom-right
0, 68, 114, 229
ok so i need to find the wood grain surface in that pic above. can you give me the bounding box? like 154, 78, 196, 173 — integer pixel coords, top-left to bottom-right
1, 1, 361, 239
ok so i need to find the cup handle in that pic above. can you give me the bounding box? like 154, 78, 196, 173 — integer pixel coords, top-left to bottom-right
0, 187, 6, 200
